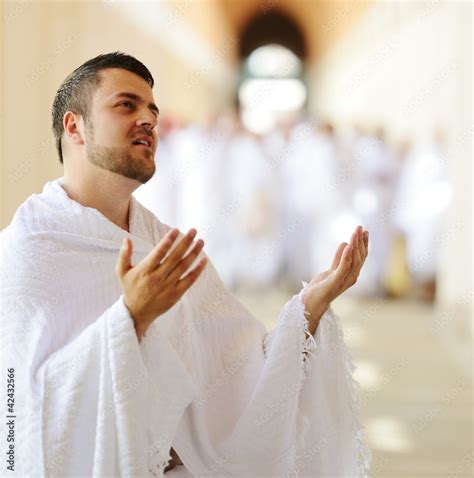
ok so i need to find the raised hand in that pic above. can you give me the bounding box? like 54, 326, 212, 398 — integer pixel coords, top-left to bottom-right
115, 228, 208, 339
302, 225, 369, 334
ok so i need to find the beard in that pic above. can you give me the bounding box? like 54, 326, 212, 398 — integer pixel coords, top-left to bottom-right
85, 123, 155, 184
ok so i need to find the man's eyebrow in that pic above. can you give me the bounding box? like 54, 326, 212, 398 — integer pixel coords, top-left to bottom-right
113, 92, 160, 115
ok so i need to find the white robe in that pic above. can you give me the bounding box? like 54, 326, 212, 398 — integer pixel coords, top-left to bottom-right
279, 124, 316, 284
223, 133, 282, 288
393, 141, 450, 282
281, 125, 343, 284
161, 125, 230, 276
0, 177, 371, 477
351, 135, 399, 294
306, 132, 345, 277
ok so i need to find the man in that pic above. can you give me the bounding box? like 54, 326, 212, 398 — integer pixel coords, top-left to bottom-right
351, 127, 398, 296
223, 124, 282, 289
1, 52, 370, 477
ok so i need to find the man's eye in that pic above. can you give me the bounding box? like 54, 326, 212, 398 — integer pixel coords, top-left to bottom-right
119, 101, 134, 109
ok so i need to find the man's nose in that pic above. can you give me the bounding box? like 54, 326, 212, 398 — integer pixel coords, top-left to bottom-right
136, 108, 158, 129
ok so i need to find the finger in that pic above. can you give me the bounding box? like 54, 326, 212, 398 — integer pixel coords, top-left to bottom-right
344, 227, 365, 289
165, 239, 205, 284
160, 228, 198, 276
357, 227, 365, 263
361, 229, 368, 259
141, 228, 179, 272
116, 238, 133, 278
363, 230, 369, 257
351, 230, 362, 265
331, 242, 348, 270
175, 256, 208, 294
334, 241, 352, 281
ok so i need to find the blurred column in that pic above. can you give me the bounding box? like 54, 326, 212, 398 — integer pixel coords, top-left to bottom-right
435, 4, 472, 373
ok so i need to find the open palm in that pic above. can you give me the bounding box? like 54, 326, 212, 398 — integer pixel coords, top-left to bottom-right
302, 225, 369, 331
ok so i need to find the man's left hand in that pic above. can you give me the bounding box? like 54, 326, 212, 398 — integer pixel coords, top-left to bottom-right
302, 225, 369, 334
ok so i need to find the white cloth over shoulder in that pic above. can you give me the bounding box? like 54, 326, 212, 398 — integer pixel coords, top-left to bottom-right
0, 178, 370, 477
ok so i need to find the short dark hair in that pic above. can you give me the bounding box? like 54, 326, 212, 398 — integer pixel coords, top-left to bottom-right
51, 52, 154, 164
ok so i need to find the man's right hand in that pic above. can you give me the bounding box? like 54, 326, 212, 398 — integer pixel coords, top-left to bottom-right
115, 228, 208, 339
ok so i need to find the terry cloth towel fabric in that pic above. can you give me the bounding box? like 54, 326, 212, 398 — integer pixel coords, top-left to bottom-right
0, 177, 371, 477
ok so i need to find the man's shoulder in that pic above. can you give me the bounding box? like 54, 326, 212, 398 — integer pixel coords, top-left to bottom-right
2, 195, 42, 241
1, 179, 68, 258
3, 179, 63, 235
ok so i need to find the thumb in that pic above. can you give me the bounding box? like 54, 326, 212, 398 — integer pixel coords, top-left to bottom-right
116, 238, 133, 278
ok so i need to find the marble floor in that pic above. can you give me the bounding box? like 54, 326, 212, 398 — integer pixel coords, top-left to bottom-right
235, 288, 473, 478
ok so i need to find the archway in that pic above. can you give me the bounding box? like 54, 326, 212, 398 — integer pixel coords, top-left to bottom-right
237, 10, 308, 133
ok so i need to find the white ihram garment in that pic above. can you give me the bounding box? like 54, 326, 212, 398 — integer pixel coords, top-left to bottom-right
224, 134, 282, 287
0, 178, 370, 477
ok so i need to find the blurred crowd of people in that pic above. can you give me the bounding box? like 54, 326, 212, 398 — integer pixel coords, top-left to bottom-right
134, 114, 450, 300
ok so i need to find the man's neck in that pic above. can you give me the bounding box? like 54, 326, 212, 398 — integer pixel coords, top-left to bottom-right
62, 167, 138, 233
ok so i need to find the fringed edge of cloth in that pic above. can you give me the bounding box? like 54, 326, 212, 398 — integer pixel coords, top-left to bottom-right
294, 281, 372, 478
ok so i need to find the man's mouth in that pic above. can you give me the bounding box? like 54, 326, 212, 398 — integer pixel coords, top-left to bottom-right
132, 141, 152, 151
132, 138, 153, 149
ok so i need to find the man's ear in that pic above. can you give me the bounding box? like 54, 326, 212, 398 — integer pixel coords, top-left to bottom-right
63, 111, 85, 146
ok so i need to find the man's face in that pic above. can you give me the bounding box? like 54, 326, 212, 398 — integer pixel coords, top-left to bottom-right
83, 68, 159, 184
